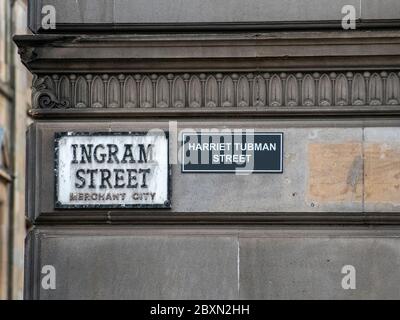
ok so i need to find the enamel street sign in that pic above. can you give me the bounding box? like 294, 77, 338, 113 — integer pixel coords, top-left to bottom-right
55, 132, 170, 209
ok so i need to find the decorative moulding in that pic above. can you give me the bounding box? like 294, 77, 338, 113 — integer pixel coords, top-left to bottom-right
31, 71, 400, 115
13, 32, 400, 74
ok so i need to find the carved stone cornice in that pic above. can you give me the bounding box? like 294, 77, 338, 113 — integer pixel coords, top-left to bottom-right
13, 31, 400, 73
31, 71, 400, 117
17, 46, 38, 65
32, 75, 69, 109
16, 32, 400, 117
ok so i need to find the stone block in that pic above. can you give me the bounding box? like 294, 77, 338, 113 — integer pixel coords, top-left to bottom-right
362, 0, 400, 20
114, 0, 359, 24
364, 128, 400, 211
240, 231, 400, 299
28, 228, 238, 300
41, 0, 114, 24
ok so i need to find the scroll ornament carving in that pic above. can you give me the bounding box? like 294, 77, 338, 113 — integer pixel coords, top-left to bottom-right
32, 75, 69, 109
32, 72, 400, 110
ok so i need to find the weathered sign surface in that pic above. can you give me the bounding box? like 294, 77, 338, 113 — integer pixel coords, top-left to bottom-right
55, 132, 170, 209
182, 132, 283, 173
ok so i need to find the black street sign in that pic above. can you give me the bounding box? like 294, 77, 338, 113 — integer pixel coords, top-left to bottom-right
182, 132, 283, 173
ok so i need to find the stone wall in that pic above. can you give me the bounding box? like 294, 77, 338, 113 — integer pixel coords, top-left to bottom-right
29, 0, 400, 32
16, 2, 400, 300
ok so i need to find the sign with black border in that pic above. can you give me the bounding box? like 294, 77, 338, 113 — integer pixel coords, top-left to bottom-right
54, 131, 171, 209
182, 132, 283, 173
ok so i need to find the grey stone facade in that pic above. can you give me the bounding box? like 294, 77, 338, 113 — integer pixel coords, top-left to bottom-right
26, 227, 400, 300
16, 1, 400, 299
28, 0, 400, 32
